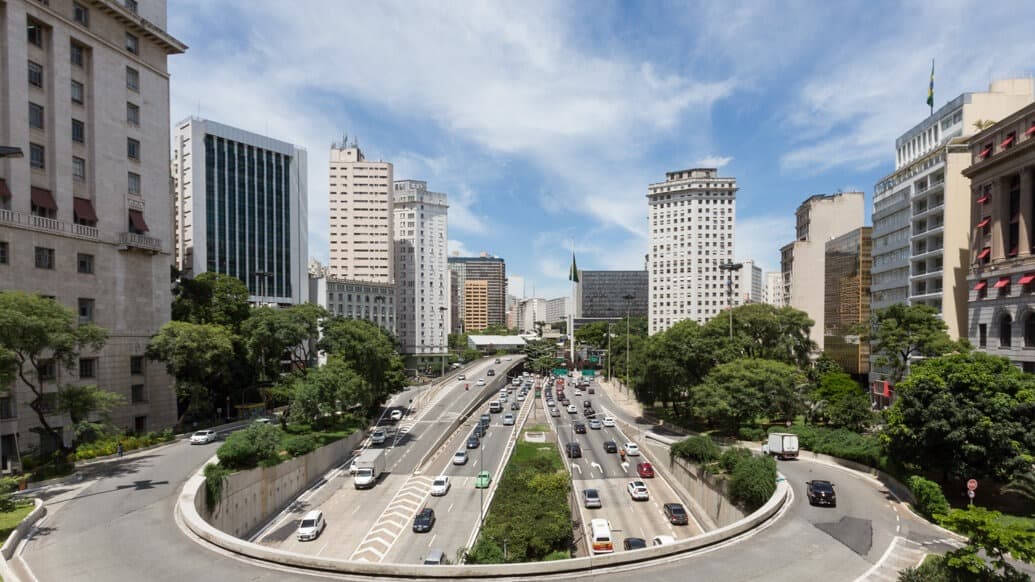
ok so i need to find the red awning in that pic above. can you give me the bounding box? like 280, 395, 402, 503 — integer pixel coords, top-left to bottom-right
128, 209, 149, 232
977, 194, 991, 204
73, 197, 97, 222
1001, 135, 1015, 148
30, 186, 57, 210
994, 276, 1012, 289
1027, 124, 1035, 136
974, 280, 987, 291
977, 216, 991, 228
978, 247, 991, 260
979, 147, 992, 158
1019, 273, 1035, 285
0, 178, 10, 199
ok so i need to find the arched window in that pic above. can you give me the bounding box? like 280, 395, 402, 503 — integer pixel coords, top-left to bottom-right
1000, 313, 1013, 348
1025, 313, 1035, 347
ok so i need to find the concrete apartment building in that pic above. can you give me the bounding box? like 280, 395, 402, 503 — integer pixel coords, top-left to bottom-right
964, 101, 1035, 372
0, 0, 185, 457
824, 227, 873, 378
574, 270, 648, 321
871, 79, 1034, 345
544, 296, 569, 325
172, 118, 308, 305
463, 279, 489, 331
647, 168, 737, 335
735, 259, 763, 304
447, 253, 506, 331
763, 271, 784, 306
393, 180, 448, 366
780, 192, 865, 352
328, 142, 393, 283
516, 296, 547, 333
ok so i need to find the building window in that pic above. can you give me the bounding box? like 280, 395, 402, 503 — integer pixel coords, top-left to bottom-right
134, 416, 148, 433
78, 298, 94, 323
34, 247, 55, 269
0, 397, 13, 420
979, 323, 988, 347
28, 61, 44, 88
126, 66, 139, 91
77, 253, 94, 274
71, 80, 84, 104
126, 102, 139, 126
73, 3, 89, 26
39, 360, 56, 382
128, 172, 141, 195
130, 356, 144, 375
1000, 313, 1013, 348
125, 0, 139, 12
131, 385, 146, 403
29, 102, 44, 129
125, 33, 138, 54
70, 42, 85, 66
78, 357, 96, 378
72, 119, 85, 143
127, 138, 140, 160
1025, 315, 1035, 348
27, 21, 43, 47
72, 156, 86, 180
0, 242, 7, 265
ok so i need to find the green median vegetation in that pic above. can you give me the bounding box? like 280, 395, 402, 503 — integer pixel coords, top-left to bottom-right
670, 436, 777, 511
466, 441, 572, 563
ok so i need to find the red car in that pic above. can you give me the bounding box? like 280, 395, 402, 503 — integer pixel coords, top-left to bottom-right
636, 462, 655, 478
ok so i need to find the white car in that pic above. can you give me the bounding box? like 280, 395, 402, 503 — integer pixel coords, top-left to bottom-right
371, 429, 387, 444
624, 442, 640, 456
390, 410, 403, 421
430, 476, 451, 496
190, 429, 217, 444
296, 510, 326, 541
477, 379, 486, 386
627, 480, 650, 501
567, 404, 577, 414
458, 374, 466, 381
452, 451, 468, 465
652, 535, 676, 547
574, 389, 582, 396
502, 413, 515, 426
602, 416, 616, 427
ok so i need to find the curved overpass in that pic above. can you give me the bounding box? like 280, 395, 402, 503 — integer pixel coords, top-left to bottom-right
11, 377, 954, 582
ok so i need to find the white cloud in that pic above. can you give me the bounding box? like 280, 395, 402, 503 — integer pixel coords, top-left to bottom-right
448, 239, 474, 257
735, 214, 795, 273
696, 155, 733, 169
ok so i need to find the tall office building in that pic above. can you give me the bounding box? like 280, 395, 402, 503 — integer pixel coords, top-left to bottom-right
172, 118, 308, 305
463, 279, 489, 331
763, 271, 785, 306
544, 296, 569, 324
393, 180, 448, 360
872, 79, 1033, 343
780, 192, 865, 352
824, 227, 873, 377
734, 259, 763, 304
574, 270, 648, 320
447, 253, 507, 330
328, 142, 393, 282
647, 168, 737, 335
0, 0, 185, 456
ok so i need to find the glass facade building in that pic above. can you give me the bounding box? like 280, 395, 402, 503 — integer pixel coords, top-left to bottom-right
576, 270, 648, 319
824, 227, 873, 377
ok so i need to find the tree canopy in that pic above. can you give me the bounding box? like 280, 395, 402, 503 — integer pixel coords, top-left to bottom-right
869, 303, 957, 384
318, 317, 405, 416
692, 358, 806, 430
172, 272, 251, 330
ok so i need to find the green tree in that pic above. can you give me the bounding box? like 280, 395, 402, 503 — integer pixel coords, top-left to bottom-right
940, 506, 1035, 580
0, 292, 108, 453
288, 357, 367, 426
692, 359, 805, 431
461, 348, 482, 362
448, 333, 469, 350
57, 384, 126, 447
869, 303, 957, 384
574, 321, 610, 350
147, 321, 237, 423
172, 272, 251, 331
318, 318, 405, 418
240, 303, 327, 385
884, 352, 1035, 482
811, 372, 873, 430
632, 320, 709, 412
700, 304, 816, 368
1003, 469, 1035, 503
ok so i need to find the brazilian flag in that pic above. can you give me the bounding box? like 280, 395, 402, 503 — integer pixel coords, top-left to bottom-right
927, 60, 934, 109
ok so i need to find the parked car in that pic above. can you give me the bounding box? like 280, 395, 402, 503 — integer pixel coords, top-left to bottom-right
475, 470, 492, 488
582, 488, 602, 509
412, 508, 436, 533
806, 480, 837, 507
573, 422, 587, 434
602, 416, 616, 427
565, 442, 583, 458
603, 440, 618, 453
452, 451, 468, 465
651, 535, 676, 547
663, 503, 689, 525
623, 442, 640, 456
623, 537, 647, 551
637, 462, 655, 478
588, 419, 602, 430
430, 476, 451, 496
627, 480, 649, 501
190, 430, 218, 444
296, 509, 326, 541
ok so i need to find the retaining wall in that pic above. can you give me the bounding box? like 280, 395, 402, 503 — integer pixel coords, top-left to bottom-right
666, 456, 746, 527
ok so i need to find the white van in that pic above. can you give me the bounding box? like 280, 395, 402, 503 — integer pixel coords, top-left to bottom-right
589, 518, 614, 554
489, 401, 502, 413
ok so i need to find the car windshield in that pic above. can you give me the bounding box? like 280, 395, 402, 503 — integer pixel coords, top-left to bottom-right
300, 519, 316, 528
434, 479, 446, 486
585, 489, 598, 498
669, 506, 685, 515
813, 482, 834, 492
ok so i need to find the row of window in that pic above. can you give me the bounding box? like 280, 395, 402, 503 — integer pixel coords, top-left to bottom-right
28, 51, 141, 93
30, 8, 139, 54
29, 138, 140, 171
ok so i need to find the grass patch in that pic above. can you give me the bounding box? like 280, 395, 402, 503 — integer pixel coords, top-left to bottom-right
509, 441, 564, 471
0, 503, 34, 543
995, 513, 1035, 532
283, 415, 363, 447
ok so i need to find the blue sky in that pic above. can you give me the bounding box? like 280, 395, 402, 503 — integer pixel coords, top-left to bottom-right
167, 0, 1035, 300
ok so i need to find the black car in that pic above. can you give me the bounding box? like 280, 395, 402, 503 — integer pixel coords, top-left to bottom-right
479, 414, 491, 429
487, 369, 495, 376
806, 480, 837, 507
413, 508, 436, 532
623, 537, 647, 550
565, 442, 582, 458
472, 424, 484, 438
582, 400, 591, 408
663, 503, 689, 525
583, 408, 596, 418
573, 422, 587, 434
467, 435, 481, 449
603, 440, 618, 453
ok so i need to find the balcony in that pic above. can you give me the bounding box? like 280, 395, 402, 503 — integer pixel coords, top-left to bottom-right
118, 232, 162, 252
0, 208, 99, 240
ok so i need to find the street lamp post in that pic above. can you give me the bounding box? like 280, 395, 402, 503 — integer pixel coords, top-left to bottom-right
718, 261, 743, 340
438, 306, 448, 377
622, 294, 635, 394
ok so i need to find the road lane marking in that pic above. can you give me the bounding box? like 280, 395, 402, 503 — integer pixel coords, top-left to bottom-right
428, 534, 437, 547
447, 503, 454, 512
351, 505, 361, 515
572, 463, 582, 475
591, 462, 603, 476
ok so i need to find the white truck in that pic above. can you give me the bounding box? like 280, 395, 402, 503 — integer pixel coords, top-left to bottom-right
352, 449, 385, 489
762, 433, 799, 460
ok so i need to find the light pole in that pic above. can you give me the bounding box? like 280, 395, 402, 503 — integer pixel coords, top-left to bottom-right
622, 294, 635, 394
438, 306, 448, 377
718, 261, 743, 340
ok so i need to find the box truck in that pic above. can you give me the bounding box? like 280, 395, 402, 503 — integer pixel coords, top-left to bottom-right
763, 433, 799, 460
352, 449, 385, 489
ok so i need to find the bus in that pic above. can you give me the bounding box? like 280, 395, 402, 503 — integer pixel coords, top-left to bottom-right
589, 518, 614, 554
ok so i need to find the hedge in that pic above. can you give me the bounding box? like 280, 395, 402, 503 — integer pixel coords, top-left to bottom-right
216, 423, 282, 470
671, 435, 721, 464
729, 455, 777, 510
773, 425, 885, 469
719, 447, 753, 474
908, 476, 950, 520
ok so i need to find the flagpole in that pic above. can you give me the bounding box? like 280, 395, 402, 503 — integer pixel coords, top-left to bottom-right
569, 243, 575, 367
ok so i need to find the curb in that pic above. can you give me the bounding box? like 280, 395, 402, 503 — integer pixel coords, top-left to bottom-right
1, 497, 44, 560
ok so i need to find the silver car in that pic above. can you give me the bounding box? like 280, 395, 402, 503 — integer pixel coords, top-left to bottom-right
582, 488, 602, 509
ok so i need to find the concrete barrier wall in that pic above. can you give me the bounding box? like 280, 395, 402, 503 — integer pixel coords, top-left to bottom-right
1, 498, 44, 560
667, 456, 746, 527
199, 430, 366, 538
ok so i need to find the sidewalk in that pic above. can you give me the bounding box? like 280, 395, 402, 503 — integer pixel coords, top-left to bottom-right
595, 377, 644, 419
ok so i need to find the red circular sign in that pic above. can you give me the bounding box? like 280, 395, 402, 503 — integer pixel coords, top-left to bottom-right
967, 479, 978, 491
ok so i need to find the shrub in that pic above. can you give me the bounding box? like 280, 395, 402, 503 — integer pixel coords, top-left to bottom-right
216, 423, 282, 470
897, 554, 953, 581
908, 476, 950, 520
284, 434, 318, 457
466, 539, 504, 564
738, 426, 767, 442
720, 447, 754, 473
203, 463, 231, 513
779, 425, 885, 468
729, 455, 777, 510
0, 476, 20, 495
672, 435, 721, 464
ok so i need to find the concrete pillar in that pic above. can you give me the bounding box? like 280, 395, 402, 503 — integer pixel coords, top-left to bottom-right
1022, 168, 1035, 255
991, 178, 1007, 261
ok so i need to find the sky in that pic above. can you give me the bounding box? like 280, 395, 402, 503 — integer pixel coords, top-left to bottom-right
166, 0, 1035, 300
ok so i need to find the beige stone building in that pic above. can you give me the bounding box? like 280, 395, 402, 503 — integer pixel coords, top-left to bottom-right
328, 142, 393, 283
463, 279, 488, 331
780, 192, 865, 352
964, 101, 1035, 372
0, 0, 185, 458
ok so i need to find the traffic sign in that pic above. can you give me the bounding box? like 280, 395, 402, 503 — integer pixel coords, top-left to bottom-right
967, 479, 978, 491
968, 490, 975, 499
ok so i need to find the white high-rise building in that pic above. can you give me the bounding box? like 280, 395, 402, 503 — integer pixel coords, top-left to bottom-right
764, 271, 785, 306
393, 180, 448, 358
328, 142, 393, 282
735, 259, 763, 304
544, 296, 569, 324
517, 297, 548, 333
647, 168, 737, 335
172, 118, 308, 305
